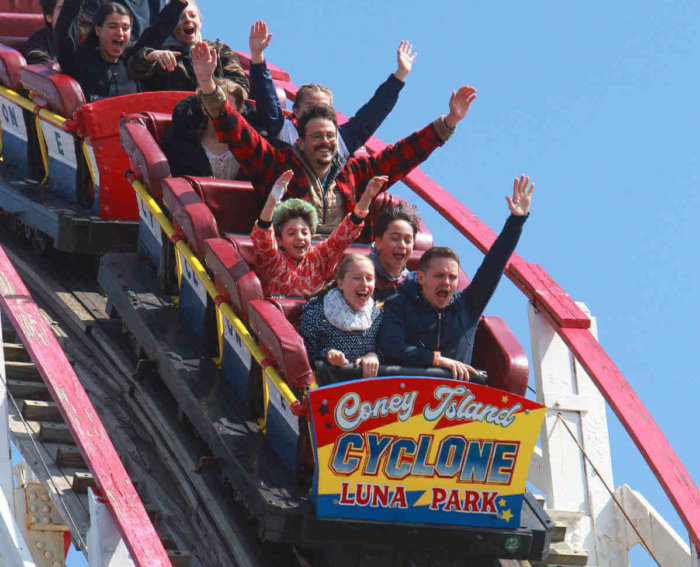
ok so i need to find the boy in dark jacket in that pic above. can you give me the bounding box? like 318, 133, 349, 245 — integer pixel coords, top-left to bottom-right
378, 174, 534, 380
24, 0, 59, 66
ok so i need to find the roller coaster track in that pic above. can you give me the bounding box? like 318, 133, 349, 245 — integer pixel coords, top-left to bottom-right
0, 228, 299, 567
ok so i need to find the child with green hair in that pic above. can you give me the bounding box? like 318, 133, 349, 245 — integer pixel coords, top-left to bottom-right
250, 170, 386, 297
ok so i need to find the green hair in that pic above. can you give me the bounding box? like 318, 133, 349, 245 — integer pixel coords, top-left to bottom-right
272, 198, 318, 236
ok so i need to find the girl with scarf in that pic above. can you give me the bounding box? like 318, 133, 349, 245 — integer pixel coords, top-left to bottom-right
299, 254, 382, 382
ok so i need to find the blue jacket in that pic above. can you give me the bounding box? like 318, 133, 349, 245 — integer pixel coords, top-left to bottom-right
378, 214, 527, 367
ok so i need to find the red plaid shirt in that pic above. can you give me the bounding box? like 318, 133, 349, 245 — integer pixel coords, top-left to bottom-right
250, 213, 364, 297
213, 99, 447, 213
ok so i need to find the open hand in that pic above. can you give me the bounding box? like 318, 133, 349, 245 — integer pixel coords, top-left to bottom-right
327, 349, 349, 367
507, 174, 535, 216
192, 41, 217, 88
145, 49, 180, 72
249, 20, 272, 63
269, 170, 293, 203
356, 353, 379, 378
355, 175, 388, 214
445, 86, 477, 129
394, 40, 417, 82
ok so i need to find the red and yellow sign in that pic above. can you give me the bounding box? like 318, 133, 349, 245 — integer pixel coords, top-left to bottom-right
307, 377, 545, 528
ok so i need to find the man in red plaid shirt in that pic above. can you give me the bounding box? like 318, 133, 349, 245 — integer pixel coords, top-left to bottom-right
192, 41, 477, 235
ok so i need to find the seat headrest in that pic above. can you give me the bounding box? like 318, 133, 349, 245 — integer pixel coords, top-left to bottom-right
184, 177, 260, 235
0, 43, 26, 91
120, 115, 171, 198
20, 64, 85, 117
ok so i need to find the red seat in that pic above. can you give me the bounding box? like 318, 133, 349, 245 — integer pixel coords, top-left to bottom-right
267, 297, 305, 329
120, 113, 172, 199
184, 177, 260, 235
204, 237, 263, 323
161, 177, 219, 258
20, 65, 84, 117
472, 316, 529, 397
248, 299, 313, 388
0, 11, 43, 50
0, 43, 26, 91
227, 235, 256, 267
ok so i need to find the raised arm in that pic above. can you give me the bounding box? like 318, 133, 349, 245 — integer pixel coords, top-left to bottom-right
192, 42, 293, 192
339, 41, 417, 155
52, 0, 81, 79
461, 174, 534, 318
132, 0, 187, 51
248, 20, 285, 136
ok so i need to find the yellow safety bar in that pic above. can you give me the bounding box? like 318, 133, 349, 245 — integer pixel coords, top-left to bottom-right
130, 179, 300, 427
81, 140, 97, 185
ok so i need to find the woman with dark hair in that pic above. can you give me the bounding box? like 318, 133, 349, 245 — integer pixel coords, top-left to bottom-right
53, 0, 187, 101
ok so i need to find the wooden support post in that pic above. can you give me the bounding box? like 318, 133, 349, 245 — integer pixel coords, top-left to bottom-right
528, 302, 629, 566
0, 309, 14, 513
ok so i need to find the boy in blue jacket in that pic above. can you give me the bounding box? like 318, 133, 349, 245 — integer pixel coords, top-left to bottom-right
378, 174, 534, 380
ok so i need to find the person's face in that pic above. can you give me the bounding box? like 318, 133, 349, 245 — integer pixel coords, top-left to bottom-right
294, 90, 332, 118
277, 218, 312, 262
297, 118, 338, 169
375, 220, 415, 277
417, 257, 459, 310
48, 0, 63, 26
96, 13, 131, 61
174, 4, 202, 46
337, 260, 375, 312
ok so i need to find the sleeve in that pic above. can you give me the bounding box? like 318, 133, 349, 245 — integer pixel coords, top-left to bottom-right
52, 0, 81, 79
338, 74, 404, 155
377, 297, 434, 367
24, 29, 54, 66
206, 95, 295, 195
299, 300, 325, 363
250, 222, 285, 275
249, 61, 285, 137
131, 0, 185, 51
312, 214, 364, 282
127, 47, 156, 79
460, 214, 527, 319
345, 119, 446, 195
216, 43, 250, 95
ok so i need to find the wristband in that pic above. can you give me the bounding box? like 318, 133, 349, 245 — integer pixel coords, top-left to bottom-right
442, 116, 456, 132
352, 205, 369, 219
433, 351, 441, 366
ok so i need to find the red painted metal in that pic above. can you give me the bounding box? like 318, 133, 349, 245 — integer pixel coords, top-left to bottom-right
0, 247, 172, 567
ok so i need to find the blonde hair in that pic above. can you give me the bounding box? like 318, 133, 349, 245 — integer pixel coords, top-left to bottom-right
335, 254, 374, 283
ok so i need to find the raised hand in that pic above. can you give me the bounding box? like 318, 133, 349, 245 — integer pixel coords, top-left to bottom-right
356, 352, 379, 378
445, 85, 477, 129
249, 20, 272, 64
145, 49, 180, 72
269, 170, 293, 203
192, 41, 217, 92
394, 40, 417, 82
355, 175, 388, 214
327, 349, 349, 367
506, 174, 535, 216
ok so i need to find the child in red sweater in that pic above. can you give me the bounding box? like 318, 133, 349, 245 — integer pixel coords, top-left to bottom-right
251, 171, 386, 297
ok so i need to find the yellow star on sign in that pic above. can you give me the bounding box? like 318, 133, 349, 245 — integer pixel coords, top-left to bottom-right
499, 498, 506, 507
501, 509, 514, 522
501, 395, 509, 403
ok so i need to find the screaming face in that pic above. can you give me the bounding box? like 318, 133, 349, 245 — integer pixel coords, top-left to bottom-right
375, 219, 415, 278
277, 218, 312, 263
417, 257, 459, 310
96, 13, 131, 62
337, 259, 375, 312
174, 4, 202, 46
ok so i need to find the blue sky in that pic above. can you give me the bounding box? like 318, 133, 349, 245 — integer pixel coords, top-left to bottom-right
195, 1, 698, 565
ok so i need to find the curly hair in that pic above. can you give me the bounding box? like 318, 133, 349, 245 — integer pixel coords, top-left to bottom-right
272, 198, 318, 236
374, 203, 420, 239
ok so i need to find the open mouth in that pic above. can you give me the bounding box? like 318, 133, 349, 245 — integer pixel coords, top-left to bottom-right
183, 24, 196, 37
112, 40, 125, 49
436, 290, 449, 299
392, 252, 406, 262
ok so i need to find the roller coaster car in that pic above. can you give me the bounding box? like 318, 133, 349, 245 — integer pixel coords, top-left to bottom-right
0, 40, 190, 252
96, 105, 552, 562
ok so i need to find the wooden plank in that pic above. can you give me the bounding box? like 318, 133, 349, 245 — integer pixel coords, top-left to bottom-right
38, 422, 73, 444
560, 327, 700, 548
3, 343, 30, 362
21, 400, 61, 422
71, 472, 96, 494
0, 247, 172, 567
4, 360, 41, 380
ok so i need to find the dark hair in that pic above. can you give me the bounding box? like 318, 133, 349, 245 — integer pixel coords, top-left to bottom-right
94, 2, 132, 27
272, 198, 318, 236
40, 0, 57, 17
296, 104, 337, 139
417, 246, 460, 272
294, 83, 333, 113
374, 203, 420, 239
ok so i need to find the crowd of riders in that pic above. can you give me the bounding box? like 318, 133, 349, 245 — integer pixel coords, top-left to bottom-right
23, 0, 535, 385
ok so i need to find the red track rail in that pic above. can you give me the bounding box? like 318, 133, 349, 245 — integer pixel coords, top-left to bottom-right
0, 247, 171, 567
